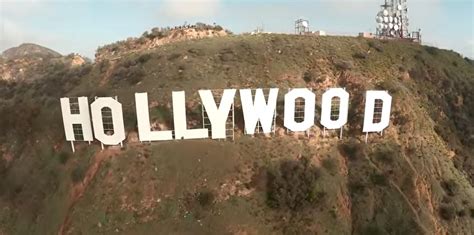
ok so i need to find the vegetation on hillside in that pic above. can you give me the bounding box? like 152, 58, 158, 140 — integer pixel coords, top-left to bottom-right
0, 33, 473, 234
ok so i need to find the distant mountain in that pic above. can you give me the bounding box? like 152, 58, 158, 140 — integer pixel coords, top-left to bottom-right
1, 43, 62, 61
0, 43, 88, 81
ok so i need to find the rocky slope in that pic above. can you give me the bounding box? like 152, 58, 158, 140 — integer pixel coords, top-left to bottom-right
1, 43, 62, 61
0, 33, 473, 235
0, 44, 88, 81
95, 23, 229, 62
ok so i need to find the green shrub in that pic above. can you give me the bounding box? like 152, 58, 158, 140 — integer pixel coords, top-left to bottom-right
334, 60, 353, 71
58, 151, 70, 165
0, 157, 7, 176
373, 142, 399, 163
266, 157, 323, 211
322, 157, 338, 175
349, 181, 365, 194
368, 40, 384, 52
441, 179, 458, 197
425, 46, 439, 56
168, 53, 181, 61
464, 57, 474, 65
339, 139, 365, 160
457, 209, 466, 217
137, 53, 152, 64
370, 173, 388, 186
353, 51, 368, 59
439, 204, 456, 220
363, 223, 386, 235
71, 165, 86, 183
111, 65, 145, 85
303, 70, 314, 83
196, 190, 215, 207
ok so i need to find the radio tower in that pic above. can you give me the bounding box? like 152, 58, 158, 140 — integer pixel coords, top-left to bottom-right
375, 0, 410, 39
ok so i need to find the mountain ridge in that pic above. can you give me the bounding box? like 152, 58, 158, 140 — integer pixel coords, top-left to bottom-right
1, 43, 62, 61
0, 33, 473, 235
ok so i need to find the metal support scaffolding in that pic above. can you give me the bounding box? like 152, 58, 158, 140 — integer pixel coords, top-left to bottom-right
201, 90, 235, 141
251, 88, 276, 135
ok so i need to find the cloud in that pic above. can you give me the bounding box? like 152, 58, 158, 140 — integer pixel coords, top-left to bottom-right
465, 39, 474, 58
160, 0, 221, 18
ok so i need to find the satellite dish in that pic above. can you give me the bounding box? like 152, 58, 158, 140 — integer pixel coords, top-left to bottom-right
398, 5, 403, 10
389, 16, 393, 22
383, 10, 389, 16
394, 17, 398, 23
396, 12, 401, 17
377, 16, 383, 23
302, 21, 309, 28
389, 23, 394, 29
394, 25, 399, 30
384, 17, 389, 23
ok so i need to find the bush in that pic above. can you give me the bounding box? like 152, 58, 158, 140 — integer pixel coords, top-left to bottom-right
457, 209, 466, 217
439, 204, 456, 220
353, 51, 368, 59
370, 173, 388, 186
168, 53, 181, 61
464, 57, 474, 65
363, 224, 386, 235
368, 41, 384, 52
441, 179, 458, 197
373, 142, 399, 163
58, 151, 70, 165
322, 157, 338, 174
196, 190, 215, 207
111, 65, 145, 85
334, 60, 353, 71
71, 165, 86, 183
0, 157, 7, 176
339, 139, 365, 160
425, 46, 439, 56
266, 157, 323, 211
137, 53, 152, 64
303, 70, 314, 83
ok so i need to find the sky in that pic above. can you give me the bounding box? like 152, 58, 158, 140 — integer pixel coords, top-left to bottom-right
1, 0, 473, 59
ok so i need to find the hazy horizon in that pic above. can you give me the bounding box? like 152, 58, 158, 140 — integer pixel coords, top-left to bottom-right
1, 0, 473, 59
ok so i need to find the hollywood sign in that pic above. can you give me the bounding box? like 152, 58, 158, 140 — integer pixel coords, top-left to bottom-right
60, 88, 392, 152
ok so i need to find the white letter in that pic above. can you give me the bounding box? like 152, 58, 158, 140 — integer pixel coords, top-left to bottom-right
363, 91, 392, 133
240, 88, 278, 135
284, 88, 315, 132
199, 89, 236, 139
60, 97, 93, 141
90, 97, 126, 145
135, 93, 173, 141
320, 88, 349, 129
172, 91, 208, 139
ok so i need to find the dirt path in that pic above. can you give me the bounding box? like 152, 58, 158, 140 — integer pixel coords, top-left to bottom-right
58, 149, 119, 235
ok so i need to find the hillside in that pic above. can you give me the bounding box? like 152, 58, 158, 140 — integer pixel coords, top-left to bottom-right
0, 33, 473, 235
0, 43, 88, 81
95, 23, 229, 62
1, 43, 62, 61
